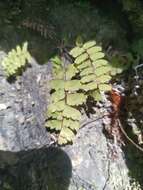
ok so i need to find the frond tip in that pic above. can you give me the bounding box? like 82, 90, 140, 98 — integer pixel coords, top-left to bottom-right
1, 42, 31, 77
70, 40, 112, 101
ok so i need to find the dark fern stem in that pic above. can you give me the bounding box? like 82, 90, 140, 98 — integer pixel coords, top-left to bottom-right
20, 18, 56, 40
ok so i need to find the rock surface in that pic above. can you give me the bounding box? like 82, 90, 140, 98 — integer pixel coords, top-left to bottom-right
0, 53, 51, 151
0, 51, 141, 190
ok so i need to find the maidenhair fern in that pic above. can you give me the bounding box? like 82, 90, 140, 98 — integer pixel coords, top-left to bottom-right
1, 42, 31, 77
46, 40, 114, 145
70, 40, 112, 101
45, 56, 87, 145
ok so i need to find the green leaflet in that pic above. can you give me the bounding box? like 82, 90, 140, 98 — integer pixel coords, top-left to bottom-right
75, 53, 88, 64
94, 66, 111, 76
58, 136, 67, 145
83, 41, 96, 49
51, 56, 65, 78
86, 46, 102, 54
98, 84, 112, 91
81, 74, 95, 83
67, 93, 87, 106
66, 64, 78, 80
1, 42, 31, 77
92, 59, 108, 67
53, 69, 64, 79
58, 128, 75, 144
16, 45, 21, 55
60, 128, 75, 141
77, 60, 90, 70
82, 82, 98, 91
51, 55, 63, 66
63, 118, 80, 131
76, 35, 84, 47
48, 101, 65, 112
51, 90, 65, 103
63, 105, 81, 120
50, 79, 65, 90
90, 90, 102, 102
96, 75, 111, 83
47, 111, 63, 120
80, 67, 93, 76
45, 120, 62, 130
90, 52, 105, 61
64, 80, 81, 91
70, 47, 85, 58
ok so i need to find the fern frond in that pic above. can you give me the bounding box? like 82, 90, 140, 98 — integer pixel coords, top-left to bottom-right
1, 42, 31, 77
70, 40, 112, 101
45, 58, 86, 145
46, 40, 114, 145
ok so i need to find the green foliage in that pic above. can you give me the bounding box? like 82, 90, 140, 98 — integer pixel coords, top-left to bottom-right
45, 40, 115, 145
120, 0, 138, 11
108, 53, 133, 76
1, 42, 31, 77
132, 38, 143, 57
45, 56, 87, 145
70, 40, 112, 101
45, 40, 134, 145
119, 0, 143, 36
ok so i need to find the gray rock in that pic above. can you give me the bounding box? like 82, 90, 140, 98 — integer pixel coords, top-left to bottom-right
0, 104, 8, 111
0, 51, 141, 190
0, 54, 51, 151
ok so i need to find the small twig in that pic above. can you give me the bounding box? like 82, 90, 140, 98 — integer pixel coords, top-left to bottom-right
80, 114, 109, 130
118, 119, 143, 153
134, 63, 143, 81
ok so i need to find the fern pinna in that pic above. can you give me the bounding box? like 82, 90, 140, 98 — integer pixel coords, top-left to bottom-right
1, 42, 31, 77
70, 41, 112, 101
45, 56, 87, 145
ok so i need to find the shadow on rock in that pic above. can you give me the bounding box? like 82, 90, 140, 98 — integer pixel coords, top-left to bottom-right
0, 146, 72, 190
123, 144, 143, 189
119, 102, 143, 189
